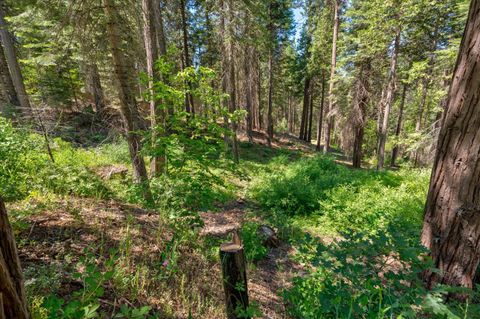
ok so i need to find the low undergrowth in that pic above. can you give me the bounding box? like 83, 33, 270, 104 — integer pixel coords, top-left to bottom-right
4, 114, 479, 318
249, 155, 479, 318
249, 155, 428, 235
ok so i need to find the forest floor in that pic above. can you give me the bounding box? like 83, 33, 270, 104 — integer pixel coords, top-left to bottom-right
5, 122, 439, 318
200, 199, 302, 319
8, 130, 321, 318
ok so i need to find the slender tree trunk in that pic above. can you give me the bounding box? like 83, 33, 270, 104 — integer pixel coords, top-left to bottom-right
433, 70, 450, 132
143, 0, 166, 176
288, 93, 291, 133
0, 41, 19, 111
324, 0, 340, 154
316, 71, 326, 151
256, 54, 262, 130
180, 0, 194, 115
226, 0, 239, 163
307, 80, 314, 143
0, 3, 30, 112
421, 0, 480, 290
351, 60, 371, 168
0, 198, 29, 319
154, 0, 173, 120
85, 62, 105, 113
153, 0, 167, 57
266, 48, 274, 147
376, 29, 400, 170
390, 84, 407, 167
244, 46, 254, 143
103, 0, 152, 203
299, 76, 310, 141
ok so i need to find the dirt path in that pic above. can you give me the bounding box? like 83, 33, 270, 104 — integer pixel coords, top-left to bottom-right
200, 203, 300, 319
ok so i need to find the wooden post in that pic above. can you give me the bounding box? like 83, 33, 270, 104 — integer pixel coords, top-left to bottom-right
220, 231, 250, 319
0, 198, 29, 319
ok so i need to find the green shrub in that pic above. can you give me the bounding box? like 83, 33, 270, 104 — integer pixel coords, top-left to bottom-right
0, 118, 48, 200
284, 229, 474, 319
250, 155, 429, 234
250, 155, 341, 216
240, 221, 267, 262
311, 169, 428, 234
0, 117, 110, 201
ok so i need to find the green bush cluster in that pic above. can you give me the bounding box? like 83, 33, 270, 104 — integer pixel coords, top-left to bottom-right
0, 117, 46, 200
250, 155, 429, 234
284, 230, 476, 318
0, 117, 111, 201
248, 155, 476, 318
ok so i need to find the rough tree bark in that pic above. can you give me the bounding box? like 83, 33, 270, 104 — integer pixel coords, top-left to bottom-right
0, 2, 30, 112
351, 60, 371, 168
376, 28, 400, 170
103, 0, 152, 203
421, 0, 480, 290
0, 40, 19, 111
220, 232, 249, 319
324, 0, 340, 154
0, 198, 29, 319
390, 84, 407, 167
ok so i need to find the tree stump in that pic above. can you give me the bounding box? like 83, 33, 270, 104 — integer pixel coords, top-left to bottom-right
0, 198, 29, 319
220, 231, 250, 319
257, 225, 280, 248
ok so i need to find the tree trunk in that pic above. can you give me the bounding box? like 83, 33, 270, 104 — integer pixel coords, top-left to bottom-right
180, 0, 194, 115
266, 48, 274, 147
255, 53, 262, 130
153, 0, 167, 57
307, 80, 314, 143
226, 0, 239, 163
324, 0, 340, 154
0, 198, 29, 319
390, 84, 407, 167
0, 3, 30, 112
143, 0, 166, 176
299, 76, 310, 141
288, 93, 293, 133
351, 60, 371, 168
316, 71, 326, 151
103, 0, 152, 203
376, 29, 400, 170
244, 46, 254, 143
220, 233, 249, 319
421, 0, 480, 290
85, 62, 105, 113
0, 41, 19, 112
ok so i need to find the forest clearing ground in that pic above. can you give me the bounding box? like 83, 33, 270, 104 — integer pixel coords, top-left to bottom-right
9, 131, 334, 318
199, 132, 314, 318
200, 199, 302, 319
